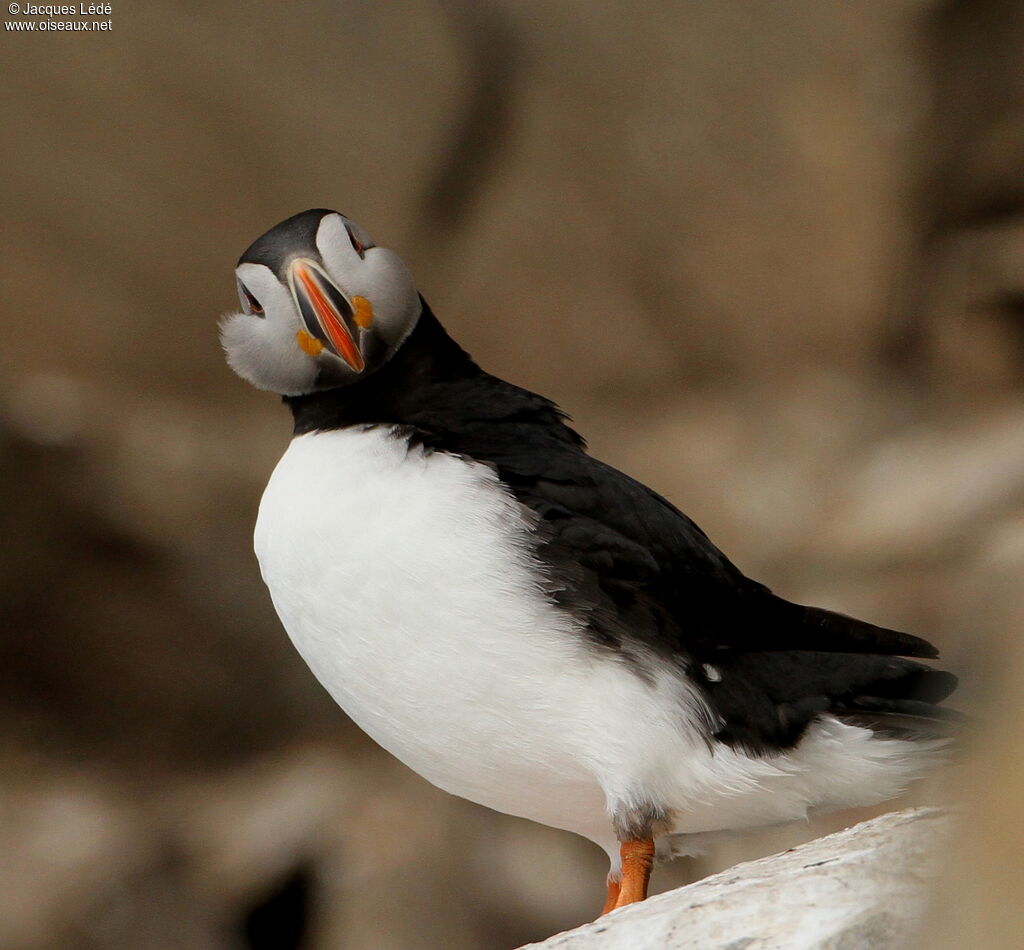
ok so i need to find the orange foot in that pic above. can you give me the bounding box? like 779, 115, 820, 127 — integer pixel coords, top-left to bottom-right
599, 876, 621, 916
613, 837, 655, 909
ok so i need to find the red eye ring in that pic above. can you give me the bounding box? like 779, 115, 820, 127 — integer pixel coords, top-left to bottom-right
345, 225, 366, 258
237, 280, 264, 315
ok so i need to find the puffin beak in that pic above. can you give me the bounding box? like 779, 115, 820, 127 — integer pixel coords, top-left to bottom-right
288, 259, 365, 372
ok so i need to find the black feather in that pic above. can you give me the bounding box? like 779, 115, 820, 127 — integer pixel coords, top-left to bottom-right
285, 301, 960, 755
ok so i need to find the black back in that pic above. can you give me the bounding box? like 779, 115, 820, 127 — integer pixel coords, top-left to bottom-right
285, 301, 958, 755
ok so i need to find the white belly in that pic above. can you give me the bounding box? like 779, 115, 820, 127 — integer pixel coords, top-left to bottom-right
255, 427, 626, 846
255, 428, 943, 857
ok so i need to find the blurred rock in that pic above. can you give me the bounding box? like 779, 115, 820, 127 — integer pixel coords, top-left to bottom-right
520, 808, 954, 950
916, 516, 1024, 950
819, 404, 1024, 561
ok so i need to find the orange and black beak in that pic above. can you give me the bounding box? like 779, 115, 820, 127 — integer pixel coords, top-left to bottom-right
288, 258, 365, 372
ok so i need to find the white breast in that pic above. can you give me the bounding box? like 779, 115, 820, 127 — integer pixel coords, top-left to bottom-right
255, 427, 622, 846
254, 427, 944, 859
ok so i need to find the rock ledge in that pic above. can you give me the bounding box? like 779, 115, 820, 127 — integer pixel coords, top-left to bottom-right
520, 808, 953, 950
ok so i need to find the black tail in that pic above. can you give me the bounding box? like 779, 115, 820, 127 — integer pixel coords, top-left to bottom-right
703, 649, 959, 755
833, 695, 966, 741
769, 598, 941, 658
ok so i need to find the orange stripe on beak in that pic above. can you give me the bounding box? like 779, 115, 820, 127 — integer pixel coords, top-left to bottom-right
293, 263, 365, 372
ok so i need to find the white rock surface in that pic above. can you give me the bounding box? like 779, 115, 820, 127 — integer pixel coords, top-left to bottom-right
520, 809, 953, 950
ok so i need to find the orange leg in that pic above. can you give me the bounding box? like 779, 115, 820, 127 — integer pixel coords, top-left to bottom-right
613, 837, 655, 908
599, 876, 621, 916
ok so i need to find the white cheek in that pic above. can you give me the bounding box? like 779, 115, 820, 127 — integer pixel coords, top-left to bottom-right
220, 311, 319, 395
354, 249, 421, 343
317, 215, 363, 285
236, 263, 294, 314
317, 218, 421, 345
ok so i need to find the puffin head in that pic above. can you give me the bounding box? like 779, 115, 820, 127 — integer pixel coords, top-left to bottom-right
221, 209, 421, 395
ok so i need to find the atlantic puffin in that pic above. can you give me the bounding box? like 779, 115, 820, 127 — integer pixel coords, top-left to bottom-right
222, 209, 958, 914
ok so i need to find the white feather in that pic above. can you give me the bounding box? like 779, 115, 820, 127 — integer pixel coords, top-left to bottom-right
255, 427, 946, 867
220, 263, 319, 395
316, 214, 420, 349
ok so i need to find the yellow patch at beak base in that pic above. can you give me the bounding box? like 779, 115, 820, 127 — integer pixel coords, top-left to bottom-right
296, 329, 324, 356
352, 296, 374, 329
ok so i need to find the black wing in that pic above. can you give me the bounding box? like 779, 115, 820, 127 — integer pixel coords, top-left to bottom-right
407, 370, 957, 754
287, 312, 959, 756
498, 438, 956, 752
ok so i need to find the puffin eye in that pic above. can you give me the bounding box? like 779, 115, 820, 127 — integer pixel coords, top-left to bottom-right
345, 224, 366, 258
237, 280, 264, 316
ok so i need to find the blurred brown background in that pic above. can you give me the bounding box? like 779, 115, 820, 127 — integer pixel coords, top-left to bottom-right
2, 1, 1022, 948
